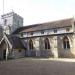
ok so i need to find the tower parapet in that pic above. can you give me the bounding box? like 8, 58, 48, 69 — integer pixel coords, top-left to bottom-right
1, 12, 23, 34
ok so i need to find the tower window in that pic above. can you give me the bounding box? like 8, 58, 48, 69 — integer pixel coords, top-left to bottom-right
4, 19, 7, 25
18, 20, 20, 26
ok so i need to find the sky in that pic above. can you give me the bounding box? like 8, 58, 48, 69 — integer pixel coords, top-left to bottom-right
0, 0, 75, 26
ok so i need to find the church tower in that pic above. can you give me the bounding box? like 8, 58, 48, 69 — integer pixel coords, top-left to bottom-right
1, 12, 23, 34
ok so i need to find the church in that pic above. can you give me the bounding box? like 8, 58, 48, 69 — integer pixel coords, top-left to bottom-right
0, 12, 75, 60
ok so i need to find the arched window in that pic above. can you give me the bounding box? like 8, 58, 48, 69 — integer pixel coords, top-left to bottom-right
44, 38, 50, 49
63, 36, 70, 49
29, 39, 34, 49
4, 19, 7, 25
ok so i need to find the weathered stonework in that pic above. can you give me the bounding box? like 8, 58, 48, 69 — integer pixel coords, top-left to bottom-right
23, 33, 75, 58
0, 12, 75, 59
57, 34, 74, 58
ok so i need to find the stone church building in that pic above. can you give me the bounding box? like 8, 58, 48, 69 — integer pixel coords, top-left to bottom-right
0, 12, 75, 60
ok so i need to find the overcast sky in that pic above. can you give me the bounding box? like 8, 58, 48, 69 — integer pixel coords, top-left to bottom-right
0, 0, 75, 26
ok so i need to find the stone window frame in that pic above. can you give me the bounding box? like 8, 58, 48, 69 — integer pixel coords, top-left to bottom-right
4, 19, 7, 25
63, 36, 70, 49
54, 29, 57, 33
29, 39, 34, 50
66, 27, 70, 32
41, 30, 44, 34
44, 38, 50, 49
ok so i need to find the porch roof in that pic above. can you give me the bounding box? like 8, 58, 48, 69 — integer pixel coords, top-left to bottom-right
0, 34, 27, 50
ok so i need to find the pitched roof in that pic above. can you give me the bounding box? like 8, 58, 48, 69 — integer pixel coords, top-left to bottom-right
13, 18, 74, 34
0, 34, 27, 49
7, 35, 27, 49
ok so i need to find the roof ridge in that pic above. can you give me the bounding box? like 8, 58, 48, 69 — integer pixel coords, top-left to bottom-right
13, 17, 73, 33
